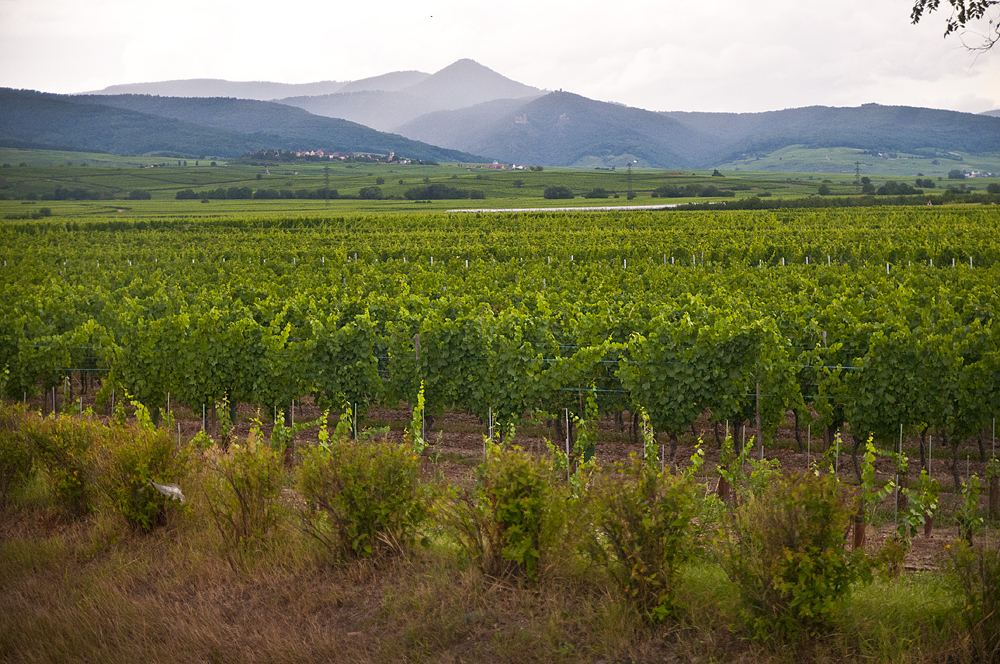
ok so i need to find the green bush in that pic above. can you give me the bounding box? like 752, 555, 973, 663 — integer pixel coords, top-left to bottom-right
721, 472, 858, 641
201, 426, 284, 567
543, 185, 574, 200
23, 415, 98, 516
89, 424, 189, 532
588, 454, 703, 623
297, 432, 428, 560
0, 404, 34, 509
445, 443, 565, 580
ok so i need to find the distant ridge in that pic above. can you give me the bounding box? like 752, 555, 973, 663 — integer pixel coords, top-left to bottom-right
0, 88, 483, 162
981, 109, 1000, 117
81, 69, 433, 102
80, 78, 347, 101
337, 70, 430, 93
276, 59, 542, 131
396, 93, 1000, 169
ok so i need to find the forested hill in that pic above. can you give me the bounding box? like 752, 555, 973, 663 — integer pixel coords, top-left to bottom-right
0, 89, 482, 162
397, 93, 1000, 168
660, 104, 1000, 159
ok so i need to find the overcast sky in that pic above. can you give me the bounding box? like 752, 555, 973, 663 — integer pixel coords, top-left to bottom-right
1, 0, 997, 114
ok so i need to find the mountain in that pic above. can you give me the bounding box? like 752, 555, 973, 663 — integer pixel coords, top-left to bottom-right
397, 92, 712, 167
80, 70, 433, 102
337, 70, 430, 93
402, 59, 541, 110
0, 88, 483, 162
276, 59, 542, 132
276, 91, 438, 132
0, 89, 262, 156
981, 109, 1000, 118
395, 92, 1000, 168
80, 78, 347, 101
659, 104, 1000, 158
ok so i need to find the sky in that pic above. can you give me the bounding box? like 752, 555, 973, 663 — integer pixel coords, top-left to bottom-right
1, 0, 997, 114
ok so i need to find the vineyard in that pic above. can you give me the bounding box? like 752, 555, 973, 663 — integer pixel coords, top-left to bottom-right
2, 205, 1000, 662
3, 207, 999, 469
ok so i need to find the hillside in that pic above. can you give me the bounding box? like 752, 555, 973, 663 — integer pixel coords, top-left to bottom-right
337, 70, 431, 93
395, 92, 1000, 169
277, 59, 542, 132
0, 89, 483, 162
402, 59, 541, 110
0, 89, 260, 157
276, 91, 439, 132
398, 92, 716, 167
660, 104, 1000, 160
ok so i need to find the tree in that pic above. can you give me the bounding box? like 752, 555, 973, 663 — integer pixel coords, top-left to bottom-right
818, 184, 832, 196
358, 186, 383, 200
375, 177, 386, 185
543, 185, 574, 199
712, 169, 724, 177
911, 0, 999, 50
949, 169, 966, 179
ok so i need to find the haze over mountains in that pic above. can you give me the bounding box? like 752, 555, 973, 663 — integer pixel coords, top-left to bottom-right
4, 59, 998, 170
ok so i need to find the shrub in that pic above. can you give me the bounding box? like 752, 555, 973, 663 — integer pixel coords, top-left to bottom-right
653, 185, 683, 198
297, 429, 428, 560
127, 189, 151, 200
358, 186, 383, 200
543, 185, 574, 200
444, 443, 565, 580
721, 472, 858, 641
23, 415, 98, 516
584, 187, 609, 199
404, 183, 469, 200
949, 541, 1000, 662
89, 423, 189, 532
201, 425, 284, 567
588, 450, 704, 623
0, 404, 34, 509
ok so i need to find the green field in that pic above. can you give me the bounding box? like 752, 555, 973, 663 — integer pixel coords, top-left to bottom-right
717, 145, 1000, 177
3, 153, 998, 219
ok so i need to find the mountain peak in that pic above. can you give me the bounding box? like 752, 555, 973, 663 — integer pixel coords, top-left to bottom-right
403, 59, 541, 110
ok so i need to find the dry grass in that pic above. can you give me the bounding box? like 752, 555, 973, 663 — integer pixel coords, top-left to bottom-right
0, 406, 986, 664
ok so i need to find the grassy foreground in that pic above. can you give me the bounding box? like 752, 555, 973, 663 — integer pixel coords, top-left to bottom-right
2, 404, 996, 664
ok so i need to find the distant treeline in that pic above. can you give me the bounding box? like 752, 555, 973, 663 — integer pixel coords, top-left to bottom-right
651, 184, 737, 198
0, 186, 150, 201
404, 184, 485, 200
671, 190, 1000, 212
176, 187, 340, 200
